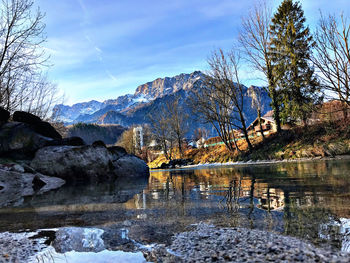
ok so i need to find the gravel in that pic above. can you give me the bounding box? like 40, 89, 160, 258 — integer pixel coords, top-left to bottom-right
0, 232, 46, 263
147, 223, 350, 263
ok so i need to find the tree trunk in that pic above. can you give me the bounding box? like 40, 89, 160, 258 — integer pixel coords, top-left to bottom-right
258, 109, 265, 140
268, 78, 282, 133
177, 136, 183, 158
239, 112, 253, 152
343, 102, 349, 120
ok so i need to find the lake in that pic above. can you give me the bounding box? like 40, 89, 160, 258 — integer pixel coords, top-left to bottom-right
1, 158, 349, 261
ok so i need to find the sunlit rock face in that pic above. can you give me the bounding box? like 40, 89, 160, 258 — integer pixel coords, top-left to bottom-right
134, 71, 204, 99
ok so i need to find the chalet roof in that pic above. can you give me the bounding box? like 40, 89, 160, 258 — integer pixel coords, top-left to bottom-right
247, 114, 275, 130
263, 110, 274, 118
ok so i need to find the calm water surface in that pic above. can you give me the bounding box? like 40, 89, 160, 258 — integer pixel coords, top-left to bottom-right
1, 159, 350, 257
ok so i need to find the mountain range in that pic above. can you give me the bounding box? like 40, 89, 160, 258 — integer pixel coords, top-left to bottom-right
54, 71, 271, 137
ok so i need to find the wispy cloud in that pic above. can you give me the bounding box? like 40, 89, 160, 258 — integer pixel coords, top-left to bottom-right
38, 0, 350, 104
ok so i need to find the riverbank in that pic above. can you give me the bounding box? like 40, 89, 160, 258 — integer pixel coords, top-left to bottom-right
150, 155, 350, 171
149, 119, 350, 168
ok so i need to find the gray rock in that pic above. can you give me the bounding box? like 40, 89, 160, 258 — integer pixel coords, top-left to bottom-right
53, 227, 105, 253
13, 111, 41, 124
31, 145, 149, 180
10, 164, 25, 173
0, 122, 53, 158
11, 111, 61, 139
0, 168, 65, 207
108, 146, 127, 160
113, 154, 149, 177
0, 107, 10, 123
30, 145, 115, 180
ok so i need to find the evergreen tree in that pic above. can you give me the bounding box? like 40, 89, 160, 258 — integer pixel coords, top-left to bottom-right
269, 0, 321, 125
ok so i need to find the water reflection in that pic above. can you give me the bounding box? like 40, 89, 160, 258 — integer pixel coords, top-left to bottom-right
144, 160, 350, 251
0, 159, 349, 252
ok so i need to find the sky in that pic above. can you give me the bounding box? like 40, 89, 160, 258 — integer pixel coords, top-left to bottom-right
36, 0, 350, 105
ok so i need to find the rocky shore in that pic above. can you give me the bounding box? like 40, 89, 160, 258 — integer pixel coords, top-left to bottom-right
0, 109, 149, 207
147, 223, 350, 262
1, 223, 349, 262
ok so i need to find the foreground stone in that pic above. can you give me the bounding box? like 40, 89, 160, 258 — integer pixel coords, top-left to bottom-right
148, 223, 349, 263
0, 122, 54, 158
13, 111, 62, 140
0, 168, 65, 207
0, 107, 10, 123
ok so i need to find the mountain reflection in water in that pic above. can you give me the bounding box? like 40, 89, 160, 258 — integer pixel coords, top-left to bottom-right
0, 159, 349, 252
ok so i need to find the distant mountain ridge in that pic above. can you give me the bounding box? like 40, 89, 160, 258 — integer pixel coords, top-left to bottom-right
54, 71, 205, 124
54, 71, 272, 137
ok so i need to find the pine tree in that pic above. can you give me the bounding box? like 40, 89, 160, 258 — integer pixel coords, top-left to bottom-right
269, 0, 321, 125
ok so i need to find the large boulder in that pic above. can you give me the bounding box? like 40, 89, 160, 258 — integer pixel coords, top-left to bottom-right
30, 145, 149, 181
108, 146, 127, 160
0, 168, 65, 207
0, 107, 10, 123
0, 122, 54, 159
12, 111, 62, 140
113, 155, 149, 177
13, 111, 42, 124
31, 121, 62, 140
46, 136, 86, 147
30, 145, 116, 180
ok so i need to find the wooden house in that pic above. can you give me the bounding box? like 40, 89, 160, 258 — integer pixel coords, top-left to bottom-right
247, 111, 277, 136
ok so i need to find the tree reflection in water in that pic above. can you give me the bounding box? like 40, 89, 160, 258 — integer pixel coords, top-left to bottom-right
0, 160, 349, 252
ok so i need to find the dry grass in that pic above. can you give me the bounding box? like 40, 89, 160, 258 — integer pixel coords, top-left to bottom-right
148, 119, 350, 168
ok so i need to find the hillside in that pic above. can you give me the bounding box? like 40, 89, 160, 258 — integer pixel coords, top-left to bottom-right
149, 118, 350, 168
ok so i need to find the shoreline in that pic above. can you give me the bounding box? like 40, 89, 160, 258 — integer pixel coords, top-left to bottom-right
150, 154, 350, 171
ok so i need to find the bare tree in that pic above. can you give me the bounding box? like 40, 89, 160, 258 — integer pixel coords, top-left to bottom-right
0, 0, 61, 118
248, 85, 265, 140
148, 107, 174, 161
189, 71, 240, 153
239, 0, 282, 133
193, 127, 209, 141
166, 96, 188, 158
313, 13, 350, 119
207, 49, 253, 152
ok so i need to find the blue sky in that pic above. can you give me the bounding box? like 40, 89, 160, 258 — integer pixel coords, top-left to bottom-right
37, 0, 350, 105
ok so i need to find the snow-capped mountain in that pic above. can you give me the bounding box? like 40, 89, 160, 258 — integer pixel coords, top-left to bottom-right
54, 71, 205, 124
54, 71, 271, 137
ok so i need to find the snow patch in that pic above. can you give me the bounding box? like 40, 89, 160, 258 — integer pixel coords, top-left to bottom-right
30, 247, 146, 263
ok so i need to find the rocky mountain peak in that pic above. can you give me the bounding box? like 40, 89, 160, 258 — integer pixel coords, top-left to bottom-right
134, 71, 204, 99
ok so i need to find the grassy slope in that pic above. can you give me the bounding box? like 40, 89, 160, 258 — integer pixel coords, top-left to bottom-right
149, 119, 350, 168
